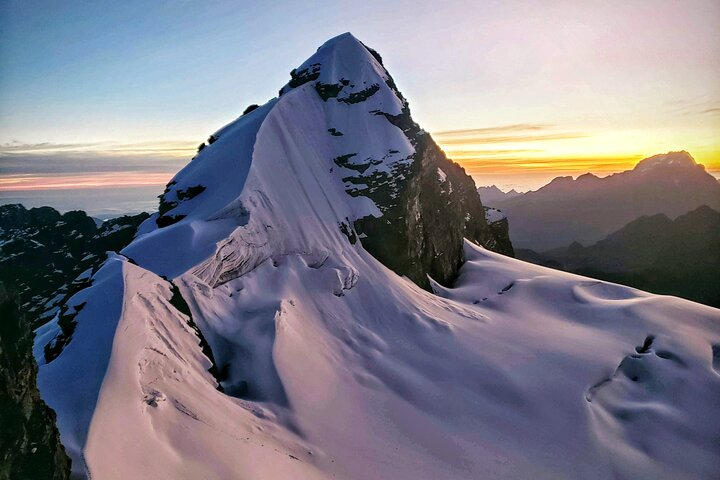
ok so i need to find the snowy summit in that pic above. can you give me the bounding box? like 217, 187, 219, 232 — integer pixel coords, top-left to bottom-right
34, 33, 720, 480
633, 150, 699, 172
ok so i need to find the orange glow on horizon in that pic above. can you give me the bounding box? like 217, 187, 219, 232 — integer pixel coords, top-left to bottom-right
0, 172, 174, 191
432, 125, 720, 189
1, 135, 718, 194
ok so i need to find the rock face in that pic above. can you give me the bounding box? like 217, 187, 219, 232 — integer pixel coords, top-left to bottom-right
0, 286, 70, 480
350, 82, 514, 287
0, 204, 149, 327
483, 208, 514, 256
492, 151, 720, 250
517, 205, 720, 307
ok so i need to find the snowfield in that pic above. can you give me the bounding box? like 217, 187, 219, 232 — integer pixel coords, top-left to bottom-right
35, 33, 720, 480
484, 206, 507, 223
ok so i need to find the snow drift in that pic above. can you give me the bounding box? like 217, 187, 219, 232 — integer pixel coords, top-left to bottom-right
35, 33, 720, 480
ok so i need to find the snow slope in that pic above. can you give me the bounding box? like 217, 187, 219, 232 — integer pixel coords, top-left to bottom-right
35, 33, 720, 480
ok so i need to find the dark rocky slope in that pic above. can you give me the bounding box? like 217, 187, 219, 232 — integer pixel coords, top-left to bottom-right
518, 205, 720, 307
0, 286, 70, 480
353, 103, 514, 288
0, 204, 149, 327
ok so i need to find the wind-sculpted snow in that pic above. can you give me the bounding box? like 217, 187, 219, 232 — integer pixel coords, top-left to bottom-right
35, 33, 720, 479
36, 241, 720, 479
33, 254, 126, 478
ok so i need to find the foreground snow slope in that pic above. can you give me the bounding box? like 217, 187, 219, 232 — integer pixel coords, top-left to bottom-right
35, 33, 720, 479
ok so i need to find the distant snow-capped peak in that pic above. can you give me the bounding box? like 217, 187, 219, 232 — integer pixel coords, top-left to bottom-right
633, 150, 698, 172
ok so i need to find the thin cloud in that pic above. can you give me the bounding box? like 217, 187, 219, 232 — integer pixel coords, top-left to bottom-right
697, 107, 720, 115
431, 123, 588, 148
0, 139, 198, 187
0, 152, 188, 175
433, 124, 552, 137
0, 141, 107, 153
664, 98, 720, 117
435, 132, 588, 146
678, 105, 720, 116
0, 172, 173, 191
441, 148, 544, 157
0, 140, 197, 157
455, 155, 645, 175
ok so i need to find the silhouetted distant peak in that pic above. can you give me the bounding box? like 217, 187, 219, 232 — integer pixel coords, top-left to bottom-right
539, 176, 575, 192
548, 176, 574, 185
491, 150, 720, 250
621, 212, 673, 231
479, 185, 503, 194
675, 204, 720, 223
633, 151, 697, 172
688, 204, 718, 216
577, 172, 599, 181
477, 185, 521, 204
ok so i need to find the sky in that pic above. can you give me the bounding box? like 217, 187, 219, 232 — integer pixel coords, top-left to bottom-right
1, 0, 719, 214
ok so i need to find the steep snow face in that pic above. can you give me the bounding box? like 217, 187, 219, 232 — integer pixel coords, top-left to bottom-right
123, 33, 413, 280
35, 33, 720, 480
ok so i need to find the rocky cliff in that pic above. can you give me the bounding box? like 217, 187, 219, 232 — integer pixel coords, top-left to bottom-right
0, 286, 70, 480
347, 64, 514, 287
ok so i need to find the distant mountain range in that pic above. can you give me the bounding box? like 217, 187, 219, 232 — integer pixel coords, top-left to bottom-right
476, 185, 521, 204
517, 205, 720, 307
0, 204, 148, 327
482, 151, 720, 250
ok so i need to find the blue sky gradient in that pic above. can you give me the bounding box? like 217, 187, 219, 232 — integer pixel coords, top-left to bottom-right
1, 0, 719, 201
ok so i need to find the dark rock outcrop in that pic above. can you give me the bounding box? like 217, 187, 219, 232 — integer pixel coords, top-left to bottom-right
484, 214, 514, 256
355, 127, 514, 287
0, 286, 70, 480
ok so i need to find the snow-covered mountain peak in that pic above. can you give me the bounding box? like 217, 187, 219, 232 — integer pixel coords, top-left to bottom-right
124, 33, 509, 285
279, 32, 403, 113
633, 150, 698, 172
